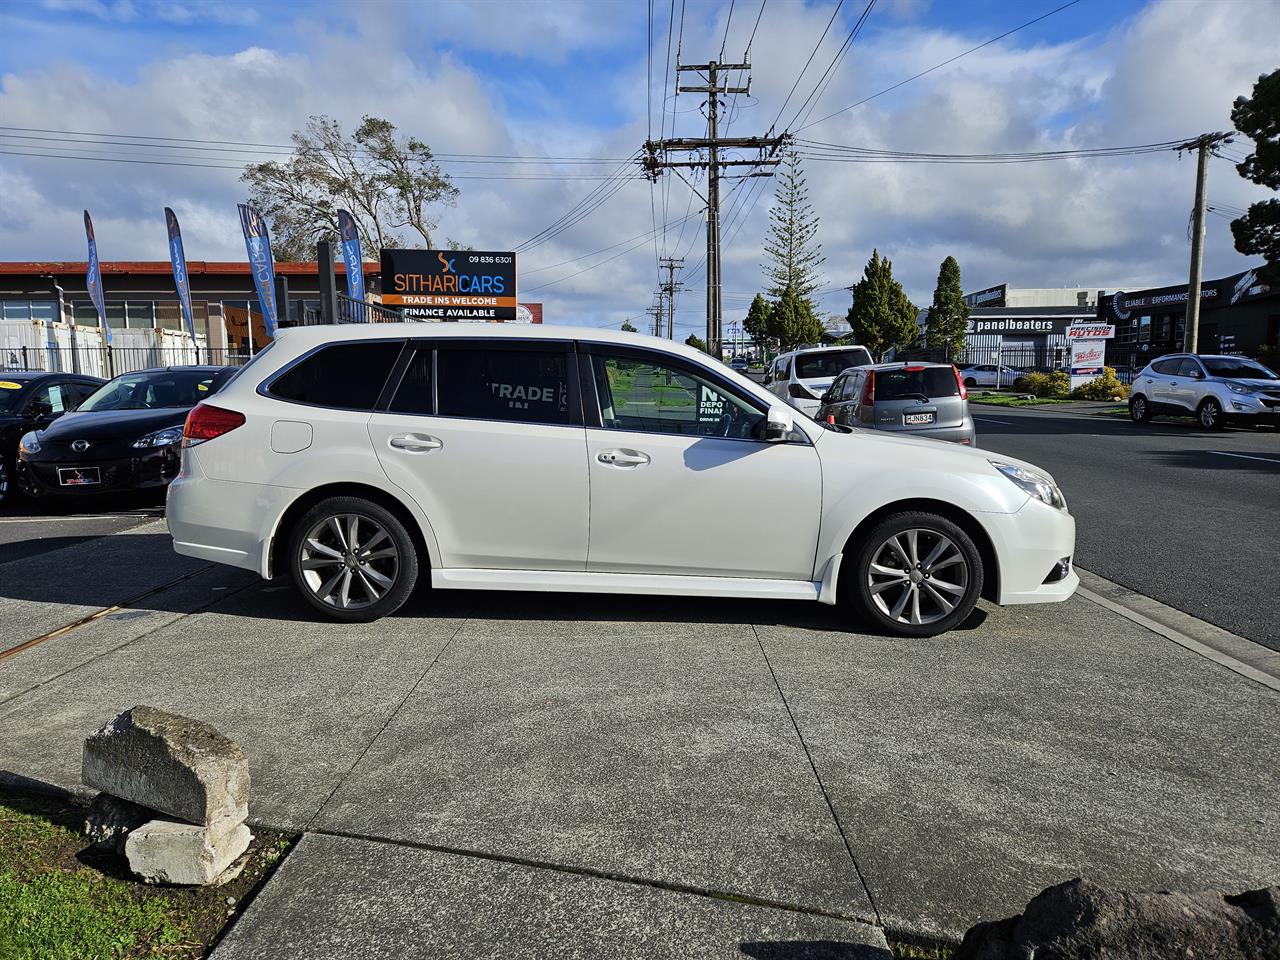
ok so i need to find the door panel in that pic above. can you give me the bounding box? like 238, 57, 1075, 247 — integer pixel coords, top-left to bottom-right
368, 342, 589, 571
582, 348, 822, 580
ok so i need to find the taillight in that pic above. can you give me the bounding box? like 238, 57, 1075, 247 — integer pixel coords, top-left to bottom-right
182, 403, 246, 447
861, 370, 875, 405
952, 364, 967, 399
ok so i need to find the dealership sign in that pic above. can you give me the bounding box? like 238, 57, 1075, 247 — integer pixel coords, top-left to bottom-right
1066, 323, 1115, 340
381, 249, 518, 321
1069, 338, 1107, 390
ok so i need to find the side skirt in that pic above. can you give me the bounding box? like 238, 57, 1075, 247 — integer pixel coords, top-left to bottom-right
431, 568, 822, 602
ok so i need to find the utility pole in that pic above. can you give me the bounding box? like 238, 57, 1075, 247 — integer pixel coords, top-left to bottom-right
643, 58, 787, 358
646, 302, 664, 337
1179, 132, 1233, 352
659, 256, 684, 339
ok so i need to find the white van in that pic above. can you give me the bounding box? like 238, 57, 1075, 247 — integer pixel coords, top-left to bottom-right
764, 345, 874, 417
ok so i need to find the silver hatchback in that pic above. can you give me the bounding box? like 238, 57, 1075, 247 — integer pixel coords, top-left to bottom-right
816, 362, 977, 445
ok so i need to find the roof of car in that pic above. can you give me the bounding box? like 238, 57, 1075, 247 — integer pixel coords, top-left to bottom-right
271, 322, 722, 367
114, 365, 234, 375
860, 361, 956, 371
777, 344, 871, 358
0, 370, 104, 382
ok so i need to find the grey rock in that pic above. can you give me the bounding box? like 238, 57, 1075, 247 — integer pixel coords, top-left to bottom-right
82, 706, 249, 826
125, 815, 252, 885
955, 878, 1280, 960
83, 792, 151, 854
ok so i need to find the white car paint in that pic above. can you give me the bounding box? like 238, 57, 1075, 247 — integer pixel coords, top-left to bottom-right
764, 345, 874, 417
167, 323, 1076, 626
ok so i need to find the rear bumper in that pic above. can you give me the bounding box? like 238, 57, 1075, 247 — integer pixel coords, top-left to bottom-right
167, 454, 292, 578
875, 420, 977, 446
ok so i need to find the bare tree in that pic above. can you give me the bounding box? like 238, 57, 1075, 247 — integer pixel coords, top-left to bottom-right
242, 115, 459, 260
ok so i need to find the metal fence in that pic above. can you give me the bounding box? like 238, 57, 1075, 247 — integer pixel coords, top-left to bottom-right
953, 345, 1139, 385
1, 344, 251, 376
337, 294, 402, 324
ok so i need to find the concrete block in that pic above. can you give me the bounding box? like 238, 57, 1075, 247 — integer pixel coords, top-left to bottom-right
125, 816, 252, 885
82, 705, 249, 826
83, 792, 151, 854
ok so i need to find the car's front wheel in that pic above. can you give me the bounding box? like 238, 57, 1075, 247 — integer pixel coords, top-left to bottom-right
287, 496, 419, 622
0, 457, 10, 507
1197, 397, 1224, 430
1129, 394, 1151, 423
844, 512, 984, 638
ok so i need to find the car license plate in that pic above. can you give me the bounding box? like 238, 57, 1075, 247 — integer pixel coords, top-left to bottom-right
904, 412, 935, 426
58, 466, 101, 487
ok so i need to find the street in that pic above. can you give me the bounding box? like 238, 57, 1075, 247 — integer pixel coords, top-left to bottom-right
974, 404, 1280, 649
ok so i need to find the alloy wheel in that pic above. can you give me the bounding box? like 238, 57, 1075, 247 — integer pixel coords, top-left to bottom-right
1199, 400, 1219, 428
866, 527, 970, 626
1131, 397, 1146, 421
298, 513, 400, 610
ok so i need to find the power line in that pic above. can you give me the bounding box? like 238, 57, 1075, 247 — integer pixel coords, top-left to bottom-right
744, 0, 767, 56
796, 0, 1083, 132
793, 135, 1191, 163
767, 0, 846, 135
521, 208, 704, 276
788, 0, 876, 133
720, 0, 736, 60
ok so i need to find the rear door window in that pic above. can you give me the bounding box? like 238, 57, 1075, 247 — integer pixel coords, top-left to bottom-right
1176, 357, 1204, 378
387, 347, 434, 415
267, 341, 403, 410
875, 367, 960, 401
1150, 358, 1180, 375
436, 347, 572, 425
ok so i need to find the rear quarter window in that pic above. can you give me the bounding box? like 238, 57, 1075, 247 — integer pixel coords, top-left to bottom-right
267, 341, 403, 410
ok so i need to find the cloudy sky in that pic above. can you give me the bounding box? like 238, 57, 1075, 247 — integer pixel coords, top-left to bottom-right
1, 0, 1276, 335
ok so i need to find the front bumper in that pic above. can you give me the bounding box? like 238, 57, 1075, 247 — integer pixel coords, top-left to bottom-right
983, 498, 1079, 605
16, 447, 180, 497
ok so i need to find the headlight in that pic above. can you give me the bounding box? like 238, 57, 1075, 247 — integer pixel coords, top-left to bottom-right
1227, 383, 1257, 395
19, 431, 40, 455
131, 426, 184, 449
990, 460, 1067, 511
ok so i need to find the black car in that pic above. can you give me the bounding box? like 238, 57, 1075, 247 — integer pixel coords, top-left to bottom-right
16, 366, 236, 500
0, 371, 105, 505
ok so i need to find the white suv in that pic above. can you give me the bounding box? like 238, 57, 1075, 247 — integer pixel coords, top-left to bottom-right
764, 345, 874, 417
167, 324, 1077, 637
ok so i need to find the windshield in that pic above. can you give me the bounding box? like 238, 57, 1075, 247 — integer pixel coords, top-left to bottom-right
796, 349, 873, 380
0, 381, 27, 414
78, 370, 221, 412
876, 367, 961, 400
1201, 357, 1278, 380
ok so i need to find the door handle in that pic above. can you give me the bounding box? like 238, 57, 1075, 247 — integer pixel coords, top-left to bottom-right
597, 448, 650, 467
389, 434, 442, 453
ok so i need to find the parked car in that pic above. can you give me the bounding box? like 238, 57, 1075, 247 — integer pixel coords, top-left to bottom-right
957, 364, 1022, 388
764, 344, 875, 417
167, 325, 1077, 637
0, 371, 105, 505
728, 356, 750, 373
1128, 353, 1280, 429
817, 362, 976, 446
17, 365, 236, 500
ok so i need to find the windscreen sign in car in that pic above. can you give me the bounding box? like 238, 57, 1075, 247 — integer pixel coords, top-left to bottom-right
380, 249, 518, 322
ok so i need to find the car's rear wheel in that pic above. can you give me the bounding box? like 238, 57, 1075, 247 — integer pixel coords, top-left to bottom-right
844, 512, 983, 638
288, 496, 419, 622
963, 377, 977, 388
1129, 394, 1152, 423
1197, 397, 1224, 430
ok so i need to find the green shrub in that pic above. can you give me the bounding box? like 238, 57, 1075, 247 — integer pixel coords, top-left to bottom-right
1015, 370, 1070, 398
1070, 367, 1130, 401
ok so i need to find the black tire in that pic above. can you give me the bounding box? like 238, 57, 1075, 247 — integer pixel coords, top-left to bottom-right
0, 457, 10, 507
963, 377, 977, 388
842, 511, 984, 638
1197, 397, 1224, 430
287, 496, 419, 622
1129, 394, 1152, 423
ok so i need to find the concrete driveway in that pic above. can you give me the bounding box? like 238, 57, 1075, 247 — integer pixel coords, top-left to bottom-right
1, 521, 1278, 955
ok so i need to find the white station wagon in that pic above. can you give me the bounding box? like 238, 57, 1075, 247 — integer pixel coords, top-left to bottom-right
167, 324, 1077, 637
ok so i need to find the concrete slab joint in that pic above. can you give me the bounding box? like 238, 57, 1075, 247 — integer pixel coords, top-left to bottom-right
81, 705, 252, 885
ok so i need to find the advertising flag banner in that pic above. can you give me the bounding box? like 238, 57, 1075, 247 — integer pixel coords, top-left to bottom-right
83, 210, 111, 345
237, 203, 278, 338
337, 209, 365, 305
164, 207, 198, 347
381, 249, 517, 322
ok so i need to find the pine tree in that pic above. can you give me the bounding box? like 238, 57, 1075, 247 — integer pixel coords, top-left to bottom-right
771, 284, 825, 352
743, 293, 774, 359
924, 256, 970, 358
847, 250, 919, 360
685, 333, 709, 353
1230, 69, 1280, 281
762, 151, 825, 300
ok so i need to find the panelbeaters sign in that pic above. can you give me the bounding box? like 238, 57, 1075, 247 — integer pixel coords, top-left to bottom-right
380, 249, 518, 322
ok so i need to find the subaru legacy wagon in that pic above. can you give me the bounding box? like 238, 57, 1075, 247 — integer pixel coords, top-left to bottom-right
167, 325, 1077, 637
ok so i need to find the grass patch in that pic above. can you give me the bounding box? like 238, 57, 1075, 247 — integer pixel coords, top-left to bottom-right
0, 790, 293, 960
968, 394, 1074, 407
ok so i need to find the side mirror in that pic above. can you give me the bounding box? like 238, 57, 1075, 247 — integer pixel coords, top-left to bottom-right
819, 391, 832, 404
765, 406, 794, 442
